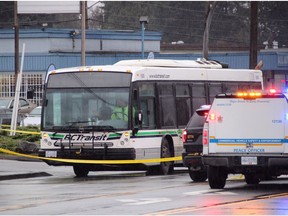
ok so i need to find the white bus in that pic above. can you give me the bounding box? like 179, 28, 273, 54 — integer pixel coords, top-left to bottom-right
38, 59, 263, 177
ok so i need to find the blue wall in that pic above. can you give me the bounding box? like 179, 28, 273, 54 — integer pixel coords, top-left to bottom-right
0, 51, 286, 73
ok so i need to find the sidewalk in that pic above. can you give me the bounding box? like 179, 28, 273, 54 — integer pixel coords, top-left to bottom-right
0, 154, 51, 180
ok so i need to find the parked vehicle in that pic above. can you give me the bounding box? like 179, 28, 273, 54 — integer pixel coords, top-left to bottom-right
182, 105, 210, 182
21, 106, 41, 127
203, 90, 288, 189
0, 97, 36, 125
0, 97, 36, 115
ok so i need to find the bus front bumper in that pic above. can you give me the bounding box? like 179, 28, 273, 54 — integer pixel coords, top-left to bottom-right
38, 148, 136, 166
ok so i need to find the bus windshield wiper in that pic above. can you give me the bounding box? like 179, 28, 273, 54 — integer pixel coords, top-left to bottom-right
87, 125, 122, 135
50, 124, 122, 135
66, 120, 92, 125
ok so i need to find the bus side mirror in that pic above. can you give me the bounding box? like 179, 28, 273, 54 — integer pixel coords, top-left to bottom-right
137, 110, 143, 126
132, 110, 143, 136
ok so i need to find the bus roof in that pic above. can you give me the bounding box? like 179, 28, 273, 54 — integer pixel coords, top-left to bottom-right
46, 59, 263, 84
114, 59, 224, 69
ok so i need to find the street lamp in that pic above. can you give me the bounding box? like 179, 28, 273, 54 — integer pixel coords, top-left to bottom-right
139, 16, 149, 59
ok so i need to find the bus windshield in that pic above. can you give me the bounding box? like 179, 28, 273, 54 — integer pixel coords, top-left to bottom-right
43, 72, 131, 131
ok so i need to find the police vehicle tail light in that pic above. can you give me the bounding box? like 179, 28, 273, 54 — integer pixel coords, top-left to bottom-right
203, 129, 208, 146
209, 113, 216, 121
269, 88, 277, 94
182, 130, 187, 142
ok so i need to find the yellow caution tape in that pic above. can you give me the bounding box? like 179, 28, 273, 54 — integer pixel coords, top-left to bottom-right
0, 148, 182, 164
0, 127, 182, 164
0, 124, 11, 127
0, 128, 40, 135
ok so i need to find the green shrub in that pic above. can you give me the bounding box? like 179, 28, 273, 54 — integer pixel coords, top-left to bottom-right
0, 126, 40, 151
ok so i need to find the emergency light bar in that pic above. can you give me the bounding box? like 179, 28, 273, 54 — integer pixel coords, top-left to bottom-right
236, 92, 262, 98
236, 89, 279, 98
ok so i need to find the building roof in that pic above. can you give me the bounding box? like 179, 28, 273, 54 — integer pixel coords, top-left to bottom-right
0, 28, 162, 41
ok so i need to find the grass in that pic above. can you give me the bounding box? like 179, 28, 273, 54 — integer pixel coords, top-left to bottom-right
0, 126, 41, 151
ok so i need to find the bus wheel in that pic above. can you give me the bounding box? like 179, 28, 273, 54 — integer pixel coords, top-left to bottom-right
208, 166, 226, 189
245, 174, 260, 185
189, 170, 207, 182
159, 138, 174, 175
73, 165, 89, 177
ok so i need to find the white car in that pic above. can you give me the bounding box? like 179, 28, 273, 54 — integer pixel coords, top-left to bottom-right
21, 106, 41, 127
0, 97, 37, 115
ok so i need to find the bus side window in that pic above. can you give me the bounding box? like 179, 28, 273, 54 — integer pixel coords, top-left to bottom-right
238, 83, 252, 91
139, 83, 156, 129
140, 98, 156, 129
175, 84, 191, 127
191, 83, 206, 112
224, 82, 238, 93
158, 83, 176, 128
208, 82, 223, 104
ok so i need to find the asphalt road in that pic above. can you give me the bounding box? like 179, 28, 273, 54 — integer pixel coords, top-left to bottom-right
1, 159, 288, 215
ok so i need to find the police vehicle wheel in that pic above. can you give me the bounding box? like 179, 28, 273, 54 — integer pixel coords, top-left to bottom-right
189, 170, 207, 182
245, 174, 260, 185
73, 165, 89, 177
208, 166, 226, 189
159, 138, 174, 175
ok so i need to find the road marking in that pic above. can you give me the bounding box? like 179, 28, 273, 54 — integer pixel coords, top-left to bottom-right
146, 193, 288, 215
184, 189, 237, 196
117, 198, 171, 205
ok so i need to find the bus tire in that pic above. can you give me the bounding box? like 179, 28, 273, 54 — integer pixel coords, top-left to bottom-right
208, 166, 226, 189
159, 138, 174, 175
73, 165, 89, 177
245, 174, 260, 185
189, 170, 207, 182
146, 138, 174, 176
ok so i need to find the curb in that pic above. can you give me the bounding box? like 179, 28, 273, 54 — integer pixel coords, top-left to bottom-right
0, 172, 52, 181
0, 153, 41, 162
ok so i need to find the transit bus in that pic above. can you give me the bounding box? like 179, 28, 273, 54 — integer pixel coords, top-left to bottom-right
38, 59, 263, 177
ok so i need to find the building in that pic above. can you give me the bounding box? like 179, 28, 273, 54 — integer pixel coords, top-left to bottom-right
1, 28, 288, 105
0, 28, 162, 105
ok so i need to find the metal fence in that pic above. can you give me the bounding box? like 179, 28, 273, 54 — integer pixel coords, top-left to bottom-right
0, 74, 44, 106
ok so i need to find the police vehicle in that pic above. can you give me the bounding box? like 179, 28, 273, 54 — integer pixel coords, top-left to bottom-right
202, 89, 288, 189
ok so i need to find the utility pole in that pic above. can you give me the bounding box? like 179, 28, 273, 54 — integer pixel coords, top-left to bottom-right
81, 1, 86, 66
139, 16, 149, 59
203, 1, 217, 60
14, 1, 19, 86
249, 1, 258, 69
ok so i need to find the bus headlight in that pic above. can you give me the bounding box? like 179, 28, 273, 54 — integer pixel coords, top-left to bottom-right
42, 138, 52, 146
